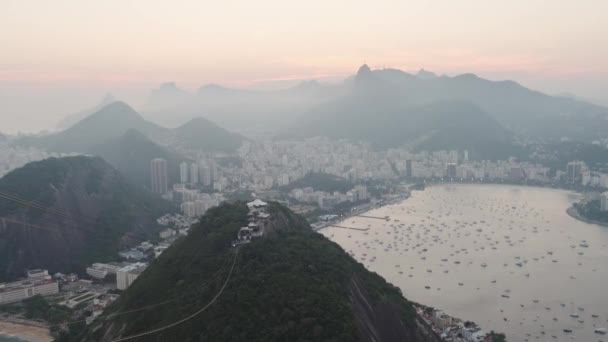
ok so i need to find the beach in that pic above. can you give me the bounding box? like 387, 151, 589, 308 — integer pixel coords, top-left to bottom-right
0, 321, 52, 342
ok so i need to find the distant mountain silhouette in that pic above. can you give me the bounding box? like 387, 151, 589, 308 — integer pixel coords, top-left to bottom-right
0, 156, 174, 280
295, 66, 519, 159
147, 82, 190, 109
363, 67, 608, 140
21, 101, 165, 152
173, 117, 244, 152
415, 68, 437, 80
19, 101, 244, 154
56, 93, 117, 129
142, 81, 344, 131
142, 67, 608, 142
89, 129, 190, 189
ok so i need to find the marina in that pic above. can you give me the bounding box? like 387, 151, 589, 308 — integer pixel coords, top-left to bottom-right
321, 184, 608, 342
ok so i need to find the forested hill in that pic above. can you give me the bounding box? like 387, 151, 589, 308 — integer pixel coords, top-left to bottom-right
69, 202, 429, 342
0, 156, 175, 280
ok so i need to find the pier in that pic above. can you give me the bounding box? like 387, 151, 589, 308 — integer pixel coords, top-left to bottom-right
329, 225, 370, 231
354, 215, 390, 220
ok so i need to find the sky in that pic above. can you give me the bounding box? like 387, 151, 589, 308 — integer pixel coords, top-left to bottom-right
1, 0, 608, 133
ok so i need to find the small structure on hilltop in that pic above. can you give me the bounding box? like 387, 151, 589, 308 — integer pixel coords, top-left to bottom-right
234, 200, 271, 246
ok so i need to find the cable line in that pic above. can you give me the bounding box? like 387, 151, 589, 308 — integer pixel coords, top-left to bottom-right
109, 248, 239, 342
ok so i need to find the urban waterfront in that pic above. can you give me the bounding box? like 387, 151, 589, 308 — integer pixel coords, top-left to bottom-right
322, 184, 608, 342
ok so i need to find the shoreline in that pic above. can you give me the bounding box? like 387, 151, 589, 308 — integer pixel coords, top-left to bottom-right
566, 206, 608, 227
0, 321, 52, 342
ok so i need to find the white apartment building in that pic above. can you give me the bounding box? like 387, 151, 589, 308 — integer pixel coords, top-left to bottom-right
116, 263, 147, 290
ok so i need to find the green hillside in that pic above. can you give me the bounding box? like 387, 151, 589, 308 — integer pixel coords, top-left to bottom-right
68, 202, 427, 342
0, 156, 175, 280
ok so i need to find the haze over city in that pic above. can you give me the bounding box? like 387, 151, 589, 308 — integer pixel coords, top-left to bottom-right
2, 0, 608, 133
2, 1, 608, 342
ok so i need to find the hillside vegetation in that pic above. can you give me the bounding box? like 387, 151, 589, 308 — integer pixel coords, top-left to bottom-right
70, 202, 427, 342
0, 156, 175, 280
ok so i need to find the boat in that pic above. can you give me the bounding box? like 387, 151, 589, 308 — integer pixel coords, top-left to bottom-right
570, 313, 579, 318
563, 329, 572, 333
594, 328, 607, 334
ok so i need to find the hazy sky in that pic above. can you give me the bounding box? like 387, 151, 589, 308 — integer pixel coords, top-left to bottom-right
1, 0, 607, 133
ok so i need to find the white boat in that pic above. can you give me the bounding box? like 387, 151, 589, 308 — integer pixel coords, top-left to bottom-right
595, 328, 607, 334
570, 313, 579, 318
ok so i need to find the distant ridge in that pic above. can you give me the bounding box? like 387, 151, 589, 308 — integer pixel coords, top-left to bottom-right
56, 93, 118, 129
18, 101, 245, 154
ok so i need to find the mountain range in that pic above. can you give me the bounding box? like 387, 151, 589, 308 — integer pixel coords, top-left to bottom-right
137, 65, 608, 146
66, 202, 430, 342
0, 156, 175, 281
292, 65, 520, 159
17, 101, 244, 187
55, 93, 118, 130
22, 101, 244, 154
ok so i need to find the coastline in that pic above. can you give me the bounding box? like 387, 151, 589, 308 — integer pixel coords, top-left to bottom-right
566, 206, 608, 227
0, 321, 52, 342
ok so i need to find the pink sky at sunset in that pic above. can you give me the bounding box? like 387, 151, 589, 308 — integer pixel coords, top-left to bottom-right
1, 0, 607, 132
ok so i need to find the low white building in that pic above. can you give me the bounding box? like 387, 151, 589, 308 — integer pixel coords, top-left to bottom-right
0, 271, 59, 305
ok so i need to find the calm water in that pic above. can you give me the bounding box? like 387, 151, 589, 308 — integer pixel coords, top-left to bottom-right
322, 184, 608, 342
0, 335, 28, 342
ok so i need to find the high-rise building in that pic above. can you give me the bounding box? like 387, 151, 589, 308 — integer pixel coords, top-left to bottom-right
567, 161, 585, 183
150, 158, 168, 194
405, 160, 412, 178
446, 163, 457, 179
601, 192, 608, 212
179, 162, 188, 184
201, 165, 212, 186
190, 163, 199, 184
354, 185, 368, 201
116, 263, 147, 290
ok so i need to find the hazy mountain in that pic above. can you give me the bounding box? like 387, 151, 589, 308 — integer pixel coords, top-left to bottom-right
141, 81, 345, 134
147, 82, 190, 110
172, 117, 244, 153
415, 68, 437, 80
89, 129, 190, 189
365, 67, 608, 141
72, 202, 427, 342
0, 156, 175, 280
20, 101, 165, 153
18, 101, 244, 154
295, 65, 517, 159
146, 66, 608, 142
55, 93, 117, 130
